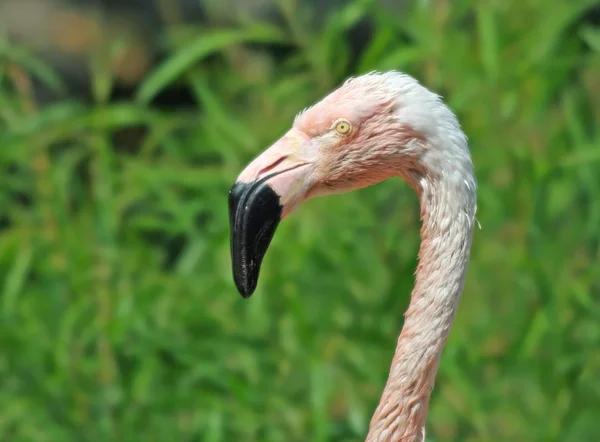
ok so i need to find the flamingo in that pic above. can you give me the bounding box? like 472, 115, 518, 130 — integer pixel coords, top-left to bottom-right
228, 71, 477, 442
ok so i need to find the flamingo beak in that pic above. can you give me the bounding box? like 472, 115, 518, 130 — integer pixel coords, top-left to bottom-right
228, 178, 282, 298
228, 129, 312, 298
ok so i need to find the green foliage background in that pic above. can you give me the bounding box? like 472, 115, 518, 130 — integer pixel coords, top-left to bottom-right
1, 0, 600, 441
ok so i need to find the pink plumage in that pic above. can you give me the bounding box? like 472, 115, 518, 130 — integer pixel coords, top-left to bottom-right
229, 71, 477, 441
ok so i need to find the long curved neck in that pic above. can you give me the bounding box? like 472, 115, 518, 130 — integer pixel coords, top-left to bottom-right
366, 160, 477, 442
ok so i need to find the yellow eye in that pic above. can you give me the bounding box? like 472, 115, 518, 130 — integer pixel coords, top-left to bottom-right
334, 119, 352, 135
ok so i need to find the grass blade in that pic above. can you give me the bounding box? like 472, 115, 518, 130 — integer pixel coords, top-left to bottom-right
136, 25, 287, 103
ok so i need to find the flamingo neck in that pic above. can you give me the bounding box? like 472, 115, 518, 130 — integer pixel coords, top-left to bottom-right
366, 163, 477, 442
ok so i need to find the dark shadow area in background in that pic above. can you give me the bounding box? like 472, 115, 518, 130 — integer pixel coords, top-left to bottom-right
4, 0, 600, 110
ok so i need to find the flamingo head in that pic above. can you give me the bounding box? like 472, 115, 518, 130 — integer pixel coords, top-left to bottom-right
228, 71, 469, 297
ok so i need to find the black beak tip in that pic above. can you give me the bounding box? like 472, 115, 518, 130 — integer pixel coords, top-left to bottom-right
236, 282, 255, 299
228, 179, 283, 299
231, 262, 257, 299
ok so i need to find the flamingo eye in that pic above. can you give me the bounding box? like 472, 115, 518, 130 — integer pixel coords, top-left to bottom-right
334, 119, 352, 135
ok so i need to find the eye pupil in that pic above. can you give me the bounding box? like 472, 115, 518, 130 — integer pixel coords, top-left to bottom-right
336, 120, 351, 134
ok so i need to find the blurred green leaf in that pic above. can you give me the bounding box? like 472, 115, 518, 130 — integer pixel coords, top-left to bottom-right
476, 4, 499, 80
580, 25, 600, 53
0, 42, 63, 91
136, 25, 288, 103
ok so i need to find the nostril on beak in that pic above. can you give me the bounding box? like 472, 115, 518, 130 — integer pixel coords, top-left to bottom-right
256, 155, 288, 178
